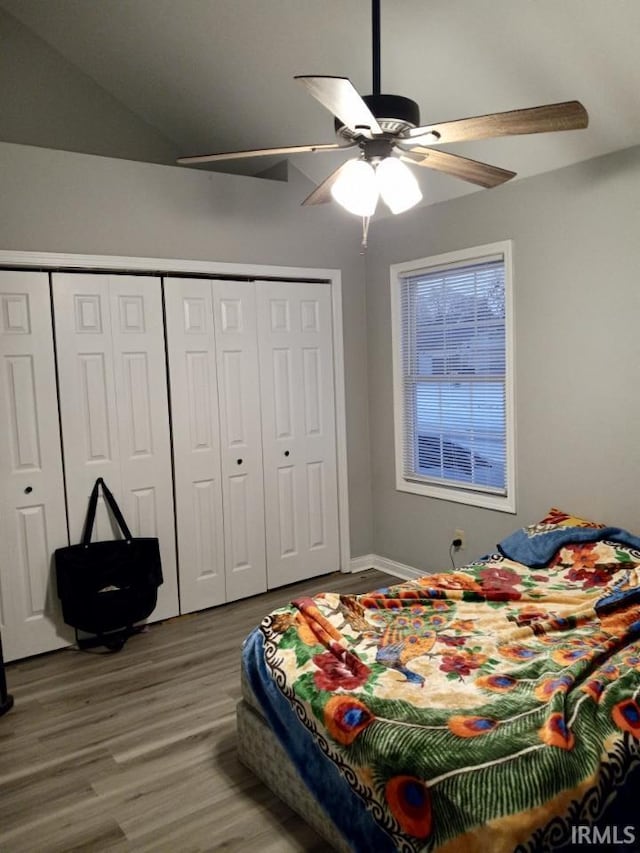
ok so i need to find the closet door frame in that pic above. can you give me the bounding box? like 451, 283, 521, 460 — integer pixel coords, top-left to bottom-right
0, 251, 351, 574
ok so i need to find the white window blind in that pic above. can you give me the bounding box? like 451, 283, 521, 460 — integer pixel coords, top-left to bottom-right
400, 255, 508, 496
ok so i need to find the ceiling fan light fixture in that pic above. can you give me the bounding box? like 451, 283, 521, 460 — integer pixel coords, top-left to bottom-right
330, 159, 379, 216
376, 157, 423, 214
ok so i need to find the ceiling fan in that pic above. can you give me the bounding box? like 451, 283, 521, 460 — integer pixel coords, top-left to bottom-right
177, 0, 588, 218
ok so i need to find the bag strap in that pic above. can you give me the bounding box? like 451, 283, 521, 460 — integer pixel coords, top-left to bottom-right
82, 478, 133, 545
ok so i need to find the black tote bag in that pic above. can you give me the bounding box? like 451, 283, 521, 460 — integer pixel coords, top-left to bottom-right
55, 478, 163, 636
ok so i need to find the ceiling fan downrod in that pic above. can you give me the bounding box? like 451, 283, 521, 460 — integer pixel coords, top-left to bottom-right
359, 0, 421, 137
372, 0, 381, 96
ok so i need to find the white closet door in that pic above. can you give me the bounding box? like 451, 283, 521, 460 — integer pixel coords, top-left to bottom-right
257, 281, 339, 588
52, 274, 179, 622
164, 278, 226, 612
212, 281, 266, 601
0, 271, 71, 661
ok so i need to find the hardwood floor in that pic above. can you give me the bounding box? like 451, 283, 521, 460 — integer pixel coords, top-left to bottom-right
0, 569, 391, 852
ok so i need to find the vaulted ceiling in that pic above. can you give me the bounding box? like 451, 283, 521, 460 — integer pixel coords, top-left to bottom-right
2, 0, 640, 209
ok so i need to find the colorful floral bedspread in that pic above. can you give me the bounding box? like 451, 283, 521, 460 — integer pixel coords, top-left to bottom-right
242, 528, 640, 852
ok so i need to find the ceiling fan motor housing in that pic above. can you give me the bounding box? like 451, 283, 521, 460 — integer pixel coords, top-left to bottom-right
335, 93, 421, 139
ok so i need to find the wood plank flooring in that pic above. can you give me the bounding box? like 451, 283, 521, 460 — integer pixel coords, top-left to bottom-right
0, 569, 392, 853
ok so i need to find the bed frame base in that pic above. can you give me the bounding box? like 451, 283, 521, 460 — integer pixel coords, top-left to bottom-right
236, 699, 350, 852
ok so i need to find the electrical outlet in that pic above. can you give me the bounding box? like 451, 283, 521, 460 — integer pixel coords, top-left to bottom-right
453, 529, 465, 551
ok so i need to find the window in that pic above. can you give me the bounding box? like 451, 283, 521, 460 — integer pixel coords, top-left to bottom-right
391, 241, 515, 512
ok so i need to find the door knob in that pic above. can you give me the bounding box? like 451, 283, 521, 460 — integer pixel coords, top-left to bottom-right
24, 486, 33, 494
284, 450, 290, 457
236, 458, 243, 465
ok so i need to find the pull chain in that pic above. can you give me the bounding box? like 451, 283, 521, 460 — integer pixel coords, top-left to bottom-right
360, 216, 371, 253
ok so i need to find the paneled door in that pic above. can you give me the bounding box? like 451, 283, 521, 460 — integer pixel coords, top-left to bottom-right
52, 274, 179, 622
0, 271, 71, 661
164, 278, 225, 612
164, 278, 266, 610
212, 281, 266, 602
257, 281, 339, 588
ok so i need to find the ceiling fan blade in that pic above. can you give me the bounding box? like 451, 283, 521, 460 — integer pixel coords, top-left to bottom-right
177, 141, 354, 165
400, 101, 588, 147
301, 161, 356, 206
402, 148, 516, 188
295, 76, 383, 136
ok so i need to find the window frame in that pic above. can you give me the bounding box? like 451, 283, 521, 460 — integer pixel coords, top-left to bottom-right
390, 240, 516, 513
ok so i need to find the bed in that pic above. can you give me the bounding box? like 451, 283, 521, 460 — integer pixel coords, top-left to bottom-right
238, 509, 640, 851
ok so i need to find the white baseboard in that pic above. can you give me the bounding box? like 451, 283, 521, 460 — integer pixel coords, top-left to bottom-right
348, 553, 425, 582
348, 554, 379, 573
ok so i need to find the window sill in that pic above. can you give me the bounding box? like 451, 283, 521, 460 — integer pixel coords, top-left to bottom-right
396, 477, 516, 513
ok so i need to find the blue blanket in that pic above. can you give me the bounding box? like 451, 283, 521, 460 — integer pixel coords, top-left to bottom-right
498, 525, 640, 567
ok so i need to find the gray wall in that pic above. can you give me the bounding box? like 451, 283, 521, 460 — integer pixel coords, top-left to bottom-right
0, 141, 373, 557
0, 8, 178, 164
3, 137, 639, 571
366, 145, 640, 570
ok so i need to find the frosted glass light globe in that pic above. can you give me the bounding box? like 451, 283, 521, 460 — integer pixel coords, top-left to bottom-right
331, 160, 379, 216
